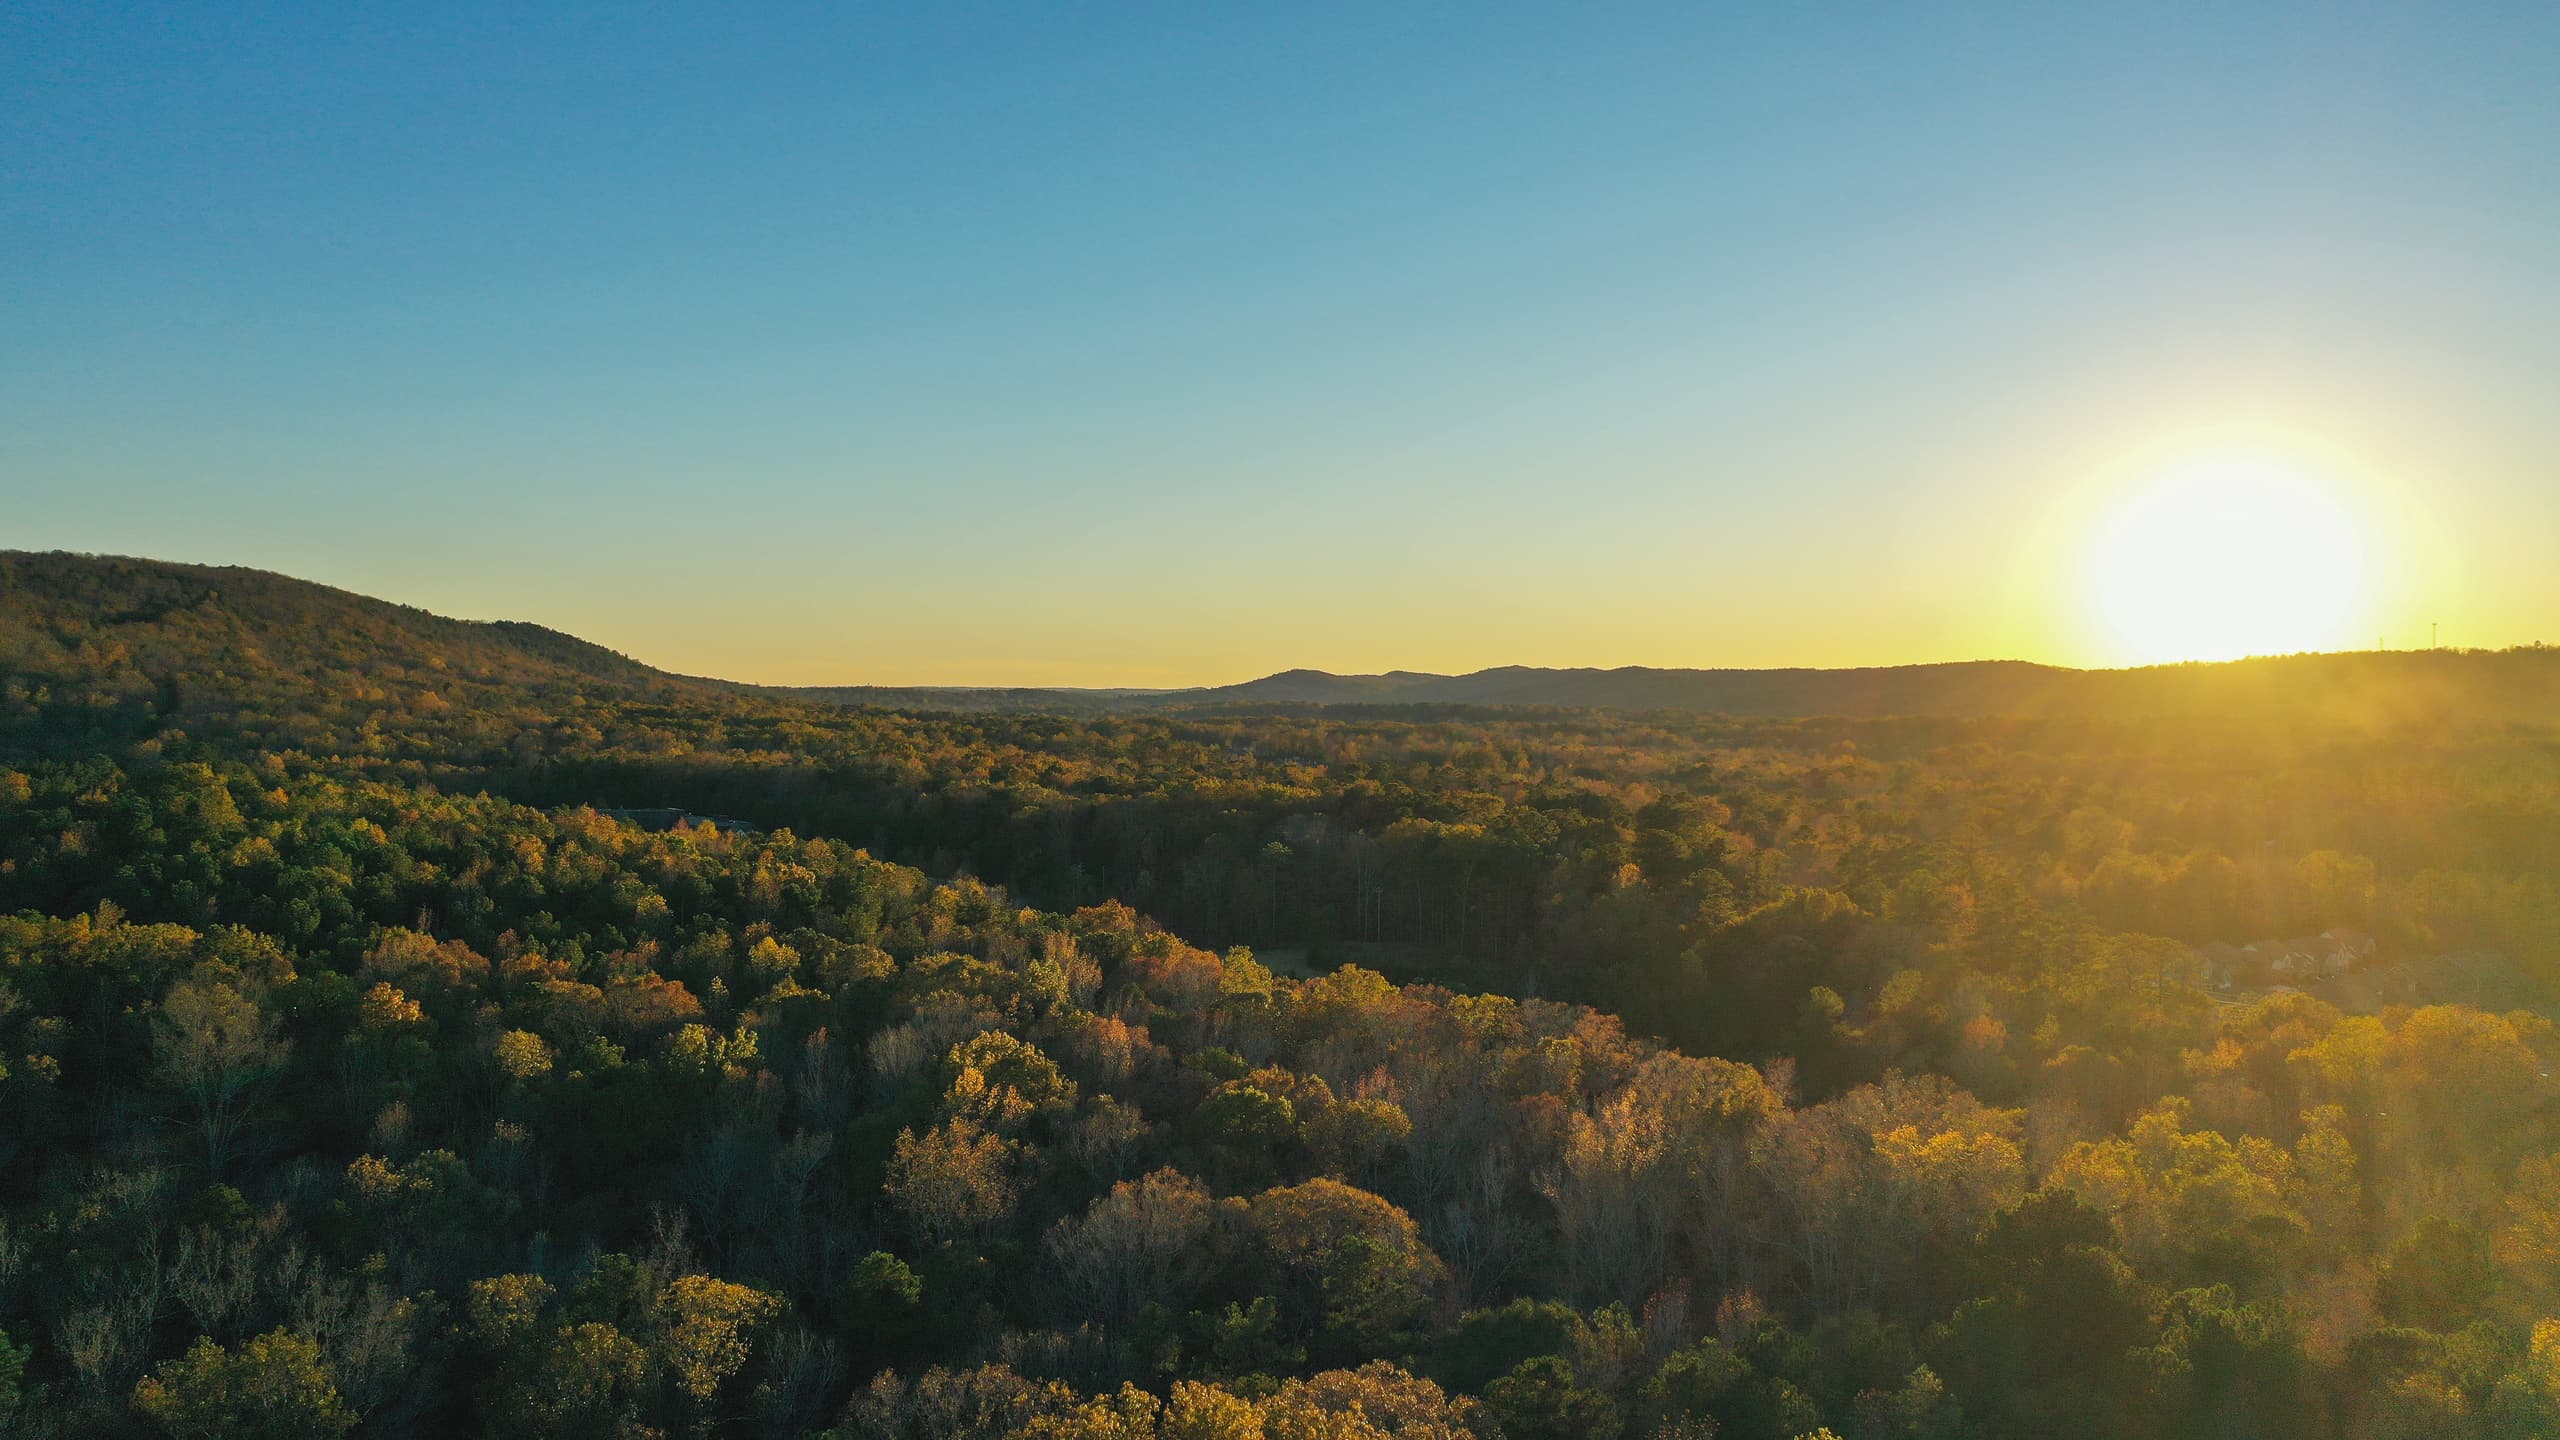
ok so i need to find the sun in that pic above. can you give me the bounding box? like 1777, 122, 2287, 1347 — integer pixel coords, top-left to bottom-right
2086, 452, 2372, 665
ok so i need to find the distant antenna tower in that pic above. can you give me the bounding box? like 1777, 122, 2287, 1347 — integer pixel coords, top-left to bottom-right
2432, 621, 2440, 650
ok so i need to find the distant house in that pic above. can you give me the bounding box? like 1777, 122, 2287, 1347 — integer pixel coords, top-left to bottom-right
2196, 927, 2376, 992
2284, 928, 2374, 980
2318, 948, 2518, 1013
593, 806, 764, 837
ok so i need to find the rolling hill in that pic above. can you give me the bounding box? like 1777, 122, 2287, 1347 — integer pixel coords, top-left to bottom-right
0, 551, 738, 762
802, 653, 2560, 726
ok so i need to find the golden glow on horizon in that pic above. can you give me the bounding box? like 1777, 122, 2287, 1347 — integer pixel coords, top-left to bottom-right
2085, 451, 2374, 665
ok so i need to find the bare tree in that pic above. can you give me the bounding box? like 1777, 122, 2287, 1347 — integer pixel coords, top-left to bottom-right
1042, 1168, 1215, 1325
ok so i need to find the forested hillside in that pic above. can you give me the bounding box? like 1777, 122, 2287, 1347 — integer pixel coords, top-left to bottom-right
0, 553, 730, 765
5, 553, 2560, 1438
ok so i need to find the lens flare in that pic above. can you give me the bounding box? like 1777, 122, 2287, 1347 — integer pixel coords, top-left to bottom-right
2087, 454, 2371, 664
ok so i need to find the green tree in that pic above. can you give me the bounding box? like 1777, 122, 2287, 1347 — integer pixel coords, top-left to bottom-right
1645, 1338, 1820, 1440
1930, 1192, 2159, 1440
1484, 1354, 1620, 1440
1434, 1298, 1588, 1394
1245, 1179, 1445, 1362
1189, 1297, 1305, 1381
2141, 1287, 2315, 1440
0, 1327, 35, 1418
2377, 1217, 2500, 1332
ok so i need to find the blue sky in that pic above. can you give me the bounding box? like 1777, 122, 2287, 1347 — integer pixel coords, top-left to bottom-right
6, 3, 2554, 683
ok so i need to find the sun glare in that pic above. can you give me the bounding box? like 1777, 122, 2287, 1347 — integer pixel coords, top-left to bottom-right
2087, 453, 2372, 665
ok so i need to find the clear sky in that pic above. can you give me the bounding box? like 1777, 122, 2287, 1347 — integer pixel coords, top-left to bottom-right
6, 3, 2555, 685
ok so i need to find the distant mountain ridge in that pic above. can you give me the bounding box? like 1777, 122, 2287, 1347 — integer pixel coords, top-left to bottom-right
1201, 661, 2082, 710
800, 651, 2560, 725
7, 551, 2556, 728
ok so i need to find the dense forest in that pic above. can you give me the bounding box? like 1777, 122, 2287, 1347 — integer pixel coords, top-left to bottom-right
5, 552, 2560, 1437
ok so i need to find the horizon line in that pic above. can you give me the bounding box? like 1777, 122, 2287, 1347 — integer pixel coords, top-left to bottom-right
6, 548, 2525, 693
